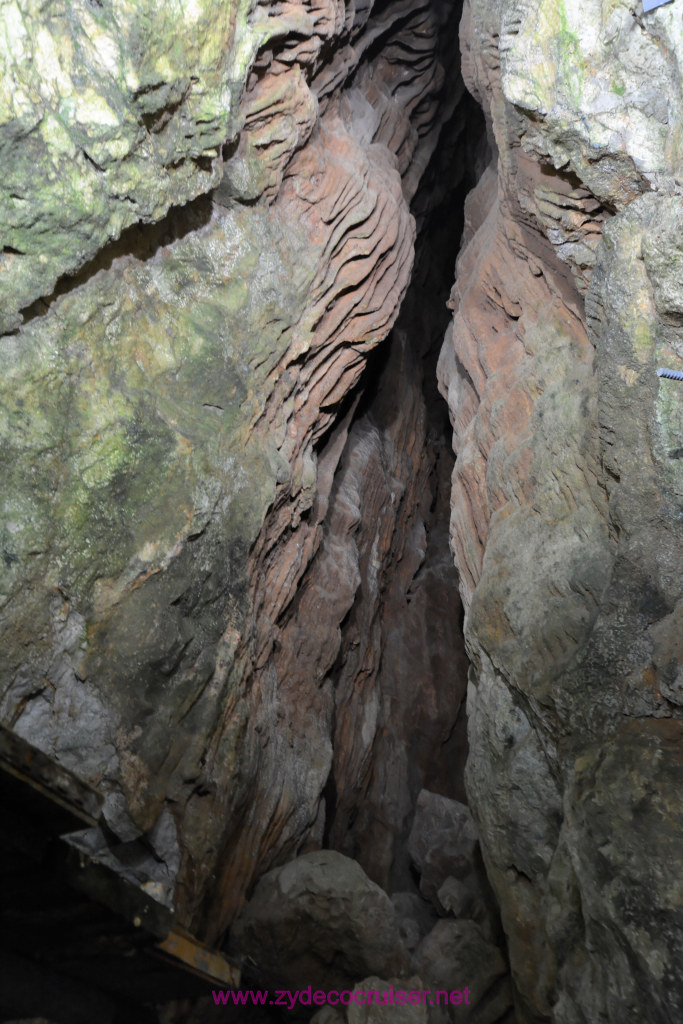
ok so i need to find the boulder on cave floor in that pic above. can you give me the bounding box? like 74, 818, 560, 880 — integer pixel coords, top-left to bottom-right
414, 919, 512, 1024
230, 850, 410, 993
407, 790, 478, 903
391, 892, 438, 952
406, 789, 502, 946
311, 966, 514, 1024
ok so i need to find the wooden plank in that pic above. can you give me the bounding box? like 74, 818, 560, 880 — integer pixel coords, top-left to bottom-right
61, 834, 174, 941
156, 928, 241, 989
0, 724, 242, 1005
0, 724, 101, 830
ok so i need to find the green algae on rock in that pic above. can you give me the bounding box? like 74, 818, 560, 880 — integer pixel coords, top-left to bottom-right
0, 194, 317, 829
500, 0, 683, 203
0, 0, 268, 334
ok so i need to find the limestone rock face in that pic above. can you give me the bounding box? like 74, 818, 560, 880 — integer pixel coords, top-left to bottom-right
440, 1, 683, 1021
6, 0, 681, 1018
0, 0, 473, 949
0, 0, 253, 332
299, 313, 470, 901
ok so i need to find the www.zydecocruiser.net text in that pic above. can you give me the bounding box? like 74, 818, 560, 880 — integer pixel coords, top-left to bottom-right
212, 986, 472, 1009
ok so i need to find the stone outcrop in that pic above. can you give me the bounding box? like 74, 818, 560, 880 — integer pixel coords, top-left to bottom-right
407, 790, 478, 905
231, 842, 512, 1023
414, 920, 510, 1024
0, 0, 253, 333
439, 1, 683, 1021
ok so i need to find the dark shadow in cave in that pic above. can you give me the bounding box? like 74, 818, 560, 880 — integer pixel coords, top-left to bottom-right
317, 76, 489, 890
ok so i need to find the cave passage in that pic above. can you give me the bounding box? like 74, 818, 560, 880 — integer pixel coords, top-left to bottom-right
223, 18, 516, 1022
316, 84, 489, 891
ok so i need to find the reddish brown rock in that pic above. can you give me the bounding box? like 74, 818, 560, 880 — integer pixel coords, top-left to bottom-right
172, 0, 470, 937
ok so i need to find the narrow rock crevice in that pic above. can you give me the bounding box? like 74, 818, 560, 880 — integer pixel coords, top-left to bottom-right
319, 93, 487, 890
221, 41, 516, 1022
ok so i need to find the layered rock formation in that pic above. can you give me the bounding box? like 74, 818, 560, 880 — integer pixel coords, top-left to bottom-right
438, 1, 683, 1020
0, 0, 480, 956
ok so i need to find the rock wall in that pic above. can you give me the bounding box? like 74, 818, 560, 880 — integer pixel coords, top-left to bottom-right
439, 1, 683, 1021
0, 0, 479, 950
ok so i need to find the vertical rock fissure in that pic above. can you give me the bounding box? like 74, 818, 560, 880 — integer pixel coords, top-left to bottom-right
2, 1, 682, 1020
319, 87, 489, 892
228, 56, 518, 1024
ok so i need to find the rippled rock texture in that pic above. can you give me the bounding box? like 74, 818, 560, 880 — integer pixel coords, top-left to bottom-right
439, 1, 683, 1020
0, 0, 478, 954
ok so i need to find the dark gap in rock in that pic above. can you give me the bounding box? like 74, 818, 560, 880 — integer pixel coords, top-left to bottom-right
222, 137, 240, 163
340, 325, 394, 425
192, 154, 216, 174
141, 97, 184, 134
321, 762, 338, 851
314, 22, 490, 906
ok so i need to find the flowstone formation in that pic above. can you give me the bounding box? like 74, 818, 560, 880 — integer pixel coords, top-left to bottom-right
439, 0, 683, 1020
